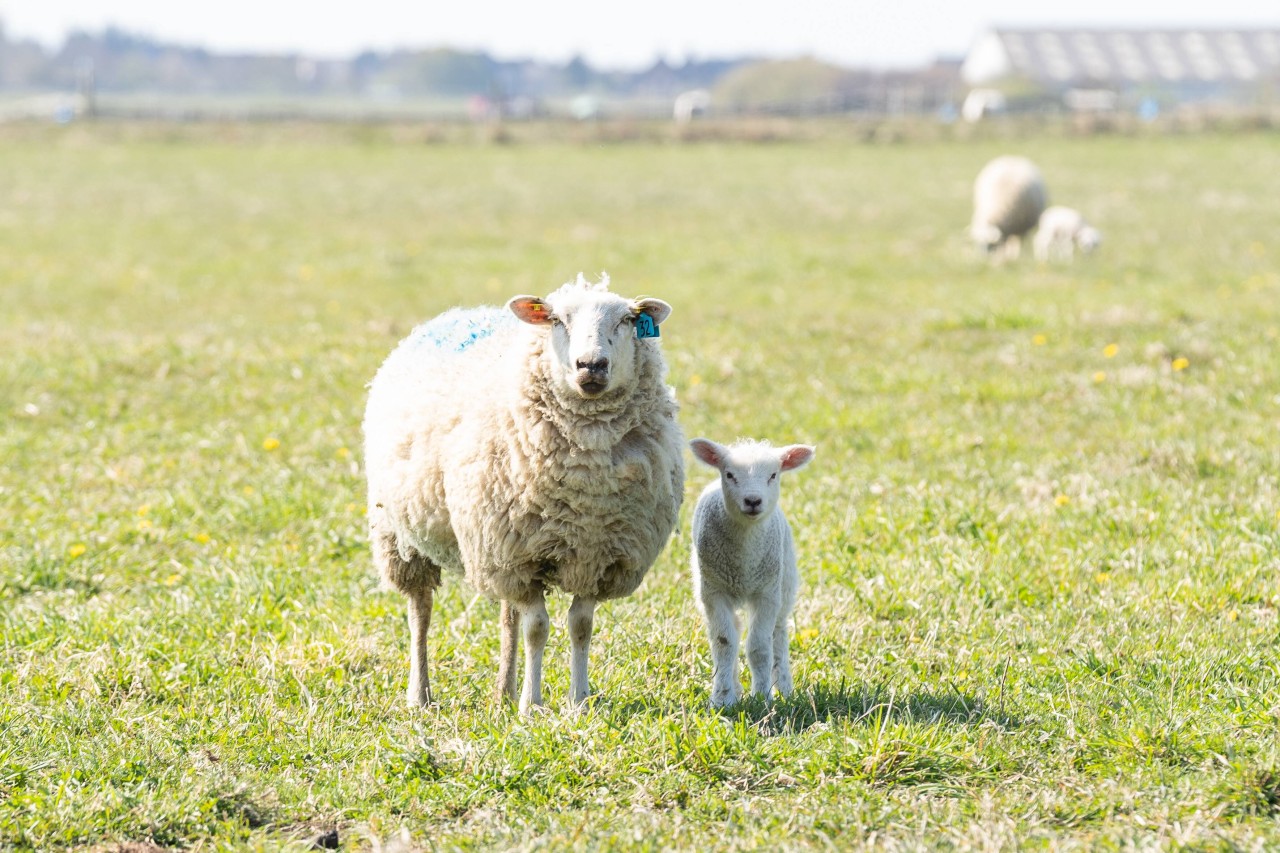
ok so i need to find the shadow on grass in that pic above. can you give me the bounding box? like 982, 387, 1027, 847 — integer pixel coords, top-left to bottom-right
600, 680, 1019, 735
748, 680, 1021, 736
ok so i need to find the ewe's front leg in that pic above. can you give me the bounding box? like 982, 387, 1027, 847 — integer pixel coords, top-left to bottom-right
702, 594, 741, 707
406, 588, 434, 707
517, 592, 550, 716
745, 598, 780, 700
567, 596, 596, 708
495, 600, 520, 704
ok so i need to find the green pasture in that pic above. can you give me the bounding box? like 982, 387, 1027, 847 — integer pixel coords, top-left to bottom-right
3, 125, 1280, 849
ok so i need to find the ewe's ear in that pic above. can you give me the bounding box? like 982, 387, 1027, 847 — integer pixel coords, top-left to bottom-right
689, 438, 726, 470
779, 444, 815, 472
630, 297, 671, 326
508, 296, 553, 325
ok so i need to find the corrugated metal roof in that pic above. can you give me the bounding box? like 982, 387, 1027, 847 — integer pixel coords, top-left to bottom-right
990, 29, 1280, 85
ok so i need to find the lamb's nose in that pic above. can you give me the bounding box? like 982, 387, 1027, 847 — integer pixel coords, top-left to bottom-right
744, 496, 763, 511
576, 357, 609, 374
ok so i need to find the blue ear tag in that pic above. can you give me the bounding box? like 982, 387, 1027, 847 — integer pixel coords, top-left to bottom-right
635, 313, 659, 339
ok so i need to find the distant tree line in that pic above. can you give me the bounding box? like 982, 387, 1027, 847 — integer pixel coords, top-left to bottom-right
0, 22, 751, 100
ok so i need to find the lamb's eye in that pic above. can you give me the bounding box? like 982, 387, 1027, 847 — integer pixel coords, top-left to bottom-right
725, 472, 737, 483
550, 316, 563, 327
768, 473, 777, 483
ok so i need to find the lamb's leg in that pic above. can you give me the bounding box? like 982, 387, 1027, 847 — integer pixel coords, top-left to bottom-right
406, 587, 434, 707
518, 592, 550, 716
772, 613, 794, 698
567, 596, 596, 707
496, 599, 520, 705
745, 598, 780, 700
702, 593, 740, 707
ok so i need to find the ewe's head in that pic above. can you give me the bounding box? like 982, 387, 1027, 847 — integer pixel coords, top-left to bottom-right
1076, 225, 1102, 254
507, 273, 671, 400
970, 222, 1004, 253
690, 438, 815, 521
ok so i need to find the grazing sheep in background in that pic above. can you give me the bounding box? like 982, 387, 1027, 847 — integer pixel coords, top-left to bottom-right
970, 155, 1048, 261
363, 274, 685, 715
688, 437, 815, 707
1034, 205, 1102, 262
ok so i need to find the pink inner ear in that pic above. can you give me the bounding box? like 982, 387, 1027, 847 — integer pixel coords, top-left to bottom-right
780, 446, 814, 471
690, 441, 722, 468
511, 299, 551, 325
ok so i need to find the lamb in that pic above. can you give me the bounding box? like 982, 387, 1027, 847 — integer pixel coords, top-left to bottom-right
363, 273, 685, 715
970, 155, 1048, 261
1034, 205, 1101, 262
688, 437, 815, 707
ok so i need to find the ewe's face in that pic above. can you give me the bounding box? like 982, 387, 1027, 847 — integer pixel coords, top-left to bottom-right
970, 222, 1003, 252
690, 439, 815, 521
508, 287, 670, 399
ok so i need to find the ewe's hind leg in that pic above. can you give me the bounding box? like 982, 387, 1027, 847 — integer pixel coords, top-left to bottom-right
567, 596, 596, 707
517, 591, 550, 716
406, 588, 434, 707
702, 594, 741, 707
496, 600, 520, 705
371, 530, 441, 708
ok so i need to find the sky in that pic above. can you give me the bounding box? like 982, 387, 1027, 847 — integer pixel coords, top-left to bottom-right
1, 0, 1276, 70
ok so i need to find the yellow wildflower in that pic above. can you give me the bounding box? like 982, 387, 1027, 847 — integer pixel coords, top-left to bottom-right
1032, 334, 1047, 346
1227, 609, 1239, 622
68, 543, 87, 558
1095, 572, 1110, 584
1054, 494, 1070, 507
1103, 343, 1119, 358
1092, 371, 1106, 383
194, 533, 211, 544
137, 504, 151, 517
164, 573, 181, 586
1171, 357, 1189, 371
335, 446, 351, 459
262, 437, 280, 451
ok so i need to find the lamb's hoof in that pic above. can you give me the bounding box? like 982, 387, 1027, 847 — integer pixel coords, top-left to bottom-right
567, 693, 598, 716
710, 690, 741, 709
518, 700, 549, 719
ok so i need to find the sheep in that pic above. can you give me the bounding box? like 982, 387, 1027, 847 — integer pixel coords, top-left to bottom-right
1034, 205, 1101, 262
363, 273, 685, 715
688, 437, 815, 707
970, 155, 1048, 261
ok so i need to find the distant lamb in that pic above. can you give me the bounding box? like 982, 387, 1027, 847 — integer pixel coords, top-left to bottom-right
970, 155, 1048, 261
1034, 205, 1101, 262
363, 274, 685, 715
688, 437, 815, 707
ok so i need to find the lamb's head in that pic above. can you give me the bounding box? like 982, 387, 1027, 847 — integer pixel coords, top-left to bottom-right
690, 438, 815, 521
1076, 225, 1101, 254
507, 273, 671, 400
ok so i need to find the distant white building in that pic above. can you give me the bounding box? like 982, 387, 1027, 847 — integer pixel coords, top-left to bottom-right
962, 28, 1280, 110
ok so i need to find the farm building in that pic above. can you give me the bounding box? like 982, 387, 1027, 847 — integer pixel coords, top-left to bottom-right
962, 28, 1280, 115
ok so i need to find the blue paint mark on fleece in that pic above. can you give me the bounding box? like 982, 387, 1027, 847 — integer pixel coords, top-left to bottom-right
405, 306, 516, 354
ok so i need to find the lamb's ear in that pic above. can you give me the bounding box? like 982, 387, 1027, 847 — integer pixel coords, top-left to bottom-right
689, 438, 726, 470
630, 297, 671, 326
507, 296, 553, 325
779, 444, 815, 472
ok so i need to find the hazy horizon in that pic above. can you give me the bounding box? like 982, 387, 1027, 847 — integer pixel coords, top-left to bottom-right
2, 1, 1277, 72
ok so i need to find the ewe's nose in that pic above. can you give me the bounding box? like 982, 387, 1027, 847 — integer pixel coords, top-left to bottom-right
576, 356, 609, 375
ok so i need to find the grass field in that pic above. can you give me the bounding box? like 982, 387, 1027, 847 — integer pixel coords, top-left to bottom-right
3, 124, 1280, 850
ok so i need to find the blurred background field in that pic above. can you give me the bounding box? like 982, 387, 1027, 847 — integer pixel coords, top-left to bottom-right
2, 125, 1280, 849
